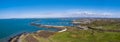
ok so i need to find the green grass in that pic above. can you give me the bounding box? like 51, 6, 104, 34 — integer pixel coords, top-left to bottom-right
21, 28, 120, 42
50, 29, 120, 42
79, 20, 120, 30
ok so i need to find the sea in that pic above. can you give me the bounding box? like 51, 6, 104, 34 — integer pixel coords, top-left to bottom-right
0, 18, 74, 42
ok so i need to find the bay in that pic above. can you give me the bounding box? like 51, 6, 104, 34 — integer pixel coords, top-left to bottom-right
0, 18, 73, 42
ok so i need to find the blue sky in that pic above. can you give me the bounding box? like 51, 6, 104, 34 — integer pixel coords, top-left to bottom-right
0, 0, 120, 18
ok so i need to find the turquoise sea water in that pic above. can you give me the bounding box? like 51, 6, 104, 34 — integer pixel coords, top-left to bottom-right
0, 18, 73, 42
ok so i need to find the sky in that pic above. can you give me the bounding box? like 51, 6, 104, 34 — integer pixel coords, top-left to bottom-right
0, 0, 120, 19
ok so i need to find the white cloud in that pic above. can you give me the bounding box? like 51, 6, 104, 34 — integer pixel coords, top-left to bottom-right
43, 9, 113, 18
0, 9, 115, 18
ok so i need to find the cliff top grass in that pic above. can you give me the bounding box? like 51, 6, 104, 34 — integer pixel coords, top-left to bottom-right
20, 27, 120, 42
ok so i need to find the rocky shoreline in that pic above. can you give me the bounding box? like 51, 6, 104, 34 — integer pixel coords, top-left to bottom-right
9, 22, 68, 42
8, 32, 28, 42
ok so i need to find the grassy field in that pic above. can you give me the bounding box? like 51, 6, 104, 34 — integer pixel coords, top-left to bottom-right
79, 19, 120, 30
20, 27, 120, 42
50, 28, 120, 42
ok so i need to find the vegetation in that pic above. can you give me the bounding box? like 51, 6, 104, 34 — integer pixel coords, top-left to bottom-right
78, 19, 120, 30
50, 27, 120, 42
52, 30, 117, 42
18, 27, 120, 42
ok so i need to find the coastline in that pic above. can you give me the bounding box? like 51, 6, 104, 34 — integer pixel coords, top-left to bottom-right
9, 18, 120, 42
9, 23, 68, 42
